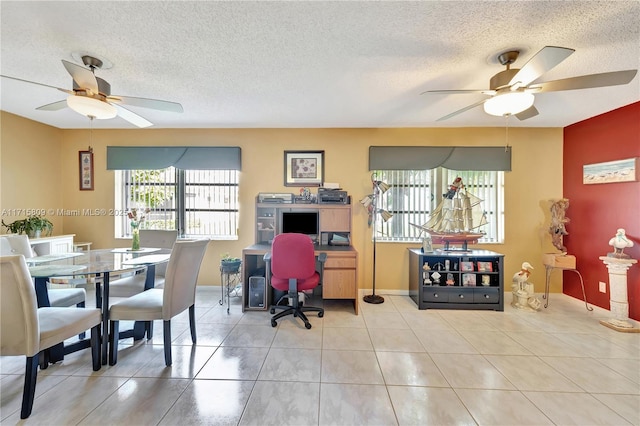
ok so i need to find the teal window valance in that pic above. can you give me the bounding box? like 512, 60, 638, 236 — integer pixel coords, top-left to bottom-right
106, 146, 242, 170
369, 146, 511, 171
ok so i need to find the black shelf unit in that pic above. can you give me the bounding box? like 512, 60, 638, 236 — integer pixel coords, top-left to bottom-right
408, 248, 504, 311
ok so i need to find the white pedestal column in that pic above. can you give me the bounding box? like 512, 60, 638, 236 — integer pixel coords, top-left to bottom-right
599, 256, 638, 332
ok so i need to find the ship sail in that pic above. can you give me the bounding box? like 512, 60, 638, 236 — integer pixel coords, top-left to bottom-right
411, 177, 488, 250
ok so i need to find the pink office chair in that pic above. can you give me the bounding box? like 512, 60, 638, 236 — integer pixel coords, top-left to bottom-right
265, 233, 325, 329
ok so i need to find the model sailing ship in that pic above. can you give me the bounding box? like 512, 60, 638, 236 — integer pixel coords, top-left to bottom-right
412, 177, 488, 251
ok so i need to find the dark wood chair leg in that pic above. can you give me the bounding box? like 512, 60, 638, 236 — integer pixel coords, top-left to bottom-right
146, 321, 154, 340
91, 325, 101, 371
189, 305, 197, 344
163, 320, 172, 366
21, 355, 39, 419
109, 320, 119, 366
78, 301, 86, 339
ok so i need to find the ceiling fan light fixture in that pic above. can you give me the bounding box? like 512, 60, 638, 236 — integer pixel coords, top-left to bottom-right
483, 91, 535, 117
66, 95, 117, 119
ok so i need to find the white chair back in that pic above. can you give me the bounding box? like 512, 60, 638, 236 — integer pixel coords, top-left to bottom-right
0, 255, 40, 357
1, 235, 35, 257
140, 229, 178, 276
162, 239, 209, 320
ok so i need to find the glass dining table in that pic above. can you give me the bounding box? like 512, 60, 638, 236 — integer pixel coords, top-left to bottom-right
27, 248, 171, 365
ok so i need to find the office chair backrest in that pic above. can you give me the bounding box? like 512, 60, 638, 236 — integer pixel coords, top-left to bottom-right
162, 239, 209, 320
0, 255, 40, 357
271, 233, 316, 280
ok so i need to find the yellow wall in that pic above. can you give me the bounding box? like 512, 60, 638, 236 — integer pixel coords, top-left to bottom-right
1, 111, 564, 292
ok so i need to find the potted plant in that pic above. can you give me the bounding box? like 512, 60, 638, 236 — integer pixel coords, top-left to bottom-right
220, 253, 242, 273
2, 215, 53, 238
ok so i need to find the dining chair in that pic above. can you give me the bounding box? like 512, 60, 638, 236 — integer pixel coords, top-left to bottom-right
0, 255, 102, 419
0, 235, 86, 308
109, 229, 178, 297
265, 233, 325, 329
108, 239, 209, 366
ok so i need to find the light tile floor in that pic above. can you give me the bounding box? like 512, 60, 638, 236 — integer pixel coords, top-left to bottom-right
1, 287, 639, 425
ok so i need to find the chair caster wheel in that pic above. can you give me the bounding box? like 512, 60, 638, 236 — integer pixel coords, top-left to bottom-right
270, 308, 275, 314
271, 319, 277, 327
318, 311, 324, 318
305, 322, 312, 329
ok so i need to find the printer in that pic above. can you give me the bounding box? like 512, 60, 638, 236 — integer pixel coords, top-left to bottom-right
317, 188, 349, 204
258, 193, 294, 203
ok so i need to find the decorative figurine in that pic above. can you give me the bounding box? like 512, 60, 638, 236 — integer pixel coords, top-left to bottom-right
431, 271, 441, 284
549, 198, 570, 253
608, 228, 634, 259
446, 273, 455, 285
511, 261, 541, 311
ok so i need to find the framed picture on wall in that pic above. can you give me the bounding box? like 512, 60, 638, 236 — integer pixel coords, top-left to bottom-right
284, 150, 324, 186
583, 157, 638, 184
79, 150, 94, 191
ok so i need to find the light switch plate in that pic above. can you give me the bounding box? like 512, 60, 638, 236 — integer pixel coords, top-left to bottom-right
599, 281, 607, 293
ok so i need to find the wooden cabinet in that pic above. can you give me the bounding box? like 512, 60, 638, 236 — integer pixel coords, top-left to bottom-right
319, 207, 351, 232
322, 249, 358, 314
409, 249, 504, 311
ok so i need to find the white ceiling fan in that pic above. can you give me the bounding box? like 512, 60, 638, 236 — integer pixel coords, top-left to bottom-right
1, 55, 183, 128
423, 46, 637, 121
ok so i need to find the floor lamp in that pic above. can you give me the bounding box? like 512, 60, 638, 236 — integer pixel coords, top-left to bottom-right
361, 173, 392, 304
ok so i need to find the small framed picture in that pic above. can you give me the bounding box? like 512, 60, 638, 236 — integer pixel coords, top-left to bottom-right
481, 275, 491, 286
460, 261, 474, 272
462, 273, 476, 286
79, 150, 94, 191
477, 261, 493, 272
284, 150, 324, 187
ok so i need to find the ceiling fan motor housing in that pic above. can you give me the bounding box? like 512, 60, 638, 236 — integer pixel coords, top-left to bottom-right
73, 77, 111, 96
490, 68, 520, 91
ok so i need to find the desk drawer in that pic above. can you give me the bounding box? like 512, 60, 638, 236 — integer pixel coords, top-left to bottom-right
323, 269, 356, 298
324, 256, 356, 269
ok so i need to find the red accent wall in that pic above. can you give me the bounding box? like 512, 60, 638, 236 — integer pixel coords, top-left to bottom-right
563, 102, 640, 320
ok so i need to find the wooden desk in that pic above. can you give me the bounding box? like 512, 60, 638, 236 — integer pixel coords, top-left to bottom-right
242, 243, 359, 315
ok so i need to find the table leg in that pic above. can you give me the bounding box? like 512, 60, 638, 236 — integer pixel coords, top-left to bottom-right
101, 272, 110, 365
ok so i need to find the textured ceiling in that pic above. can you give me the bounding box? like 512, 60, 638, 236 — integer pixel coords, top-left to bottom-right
1, 1, 639, 129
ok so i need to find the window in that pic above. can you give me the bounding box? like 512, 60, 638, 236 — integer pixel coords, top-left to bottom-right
374, 168, 504, 243
115, 167, 239, 239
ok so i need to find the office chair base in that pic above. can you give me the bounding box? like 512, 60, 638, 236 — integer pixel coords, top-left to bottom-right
269, 304, 323, 329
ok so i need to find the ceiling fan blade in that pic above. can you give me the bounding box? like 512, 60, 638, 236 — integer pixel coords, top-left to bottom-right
529, 70, 638, 93
111, 103, 153, 128
36, 100, 67, 111
436, 98, 487, 121
62, 60, 98, 93
421, 89, 495, 96
509, 46, 575, 88
0, 74, 71, 93
515, 105, 539, 120
108, 95, 183, 113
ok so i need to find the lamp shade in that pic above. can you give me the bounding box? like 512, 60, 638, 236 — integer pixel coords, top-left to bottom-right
379, 209, 393, 222
67, 95, 117, 119
483, 92, 535, 117
360, 195, 374, 208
